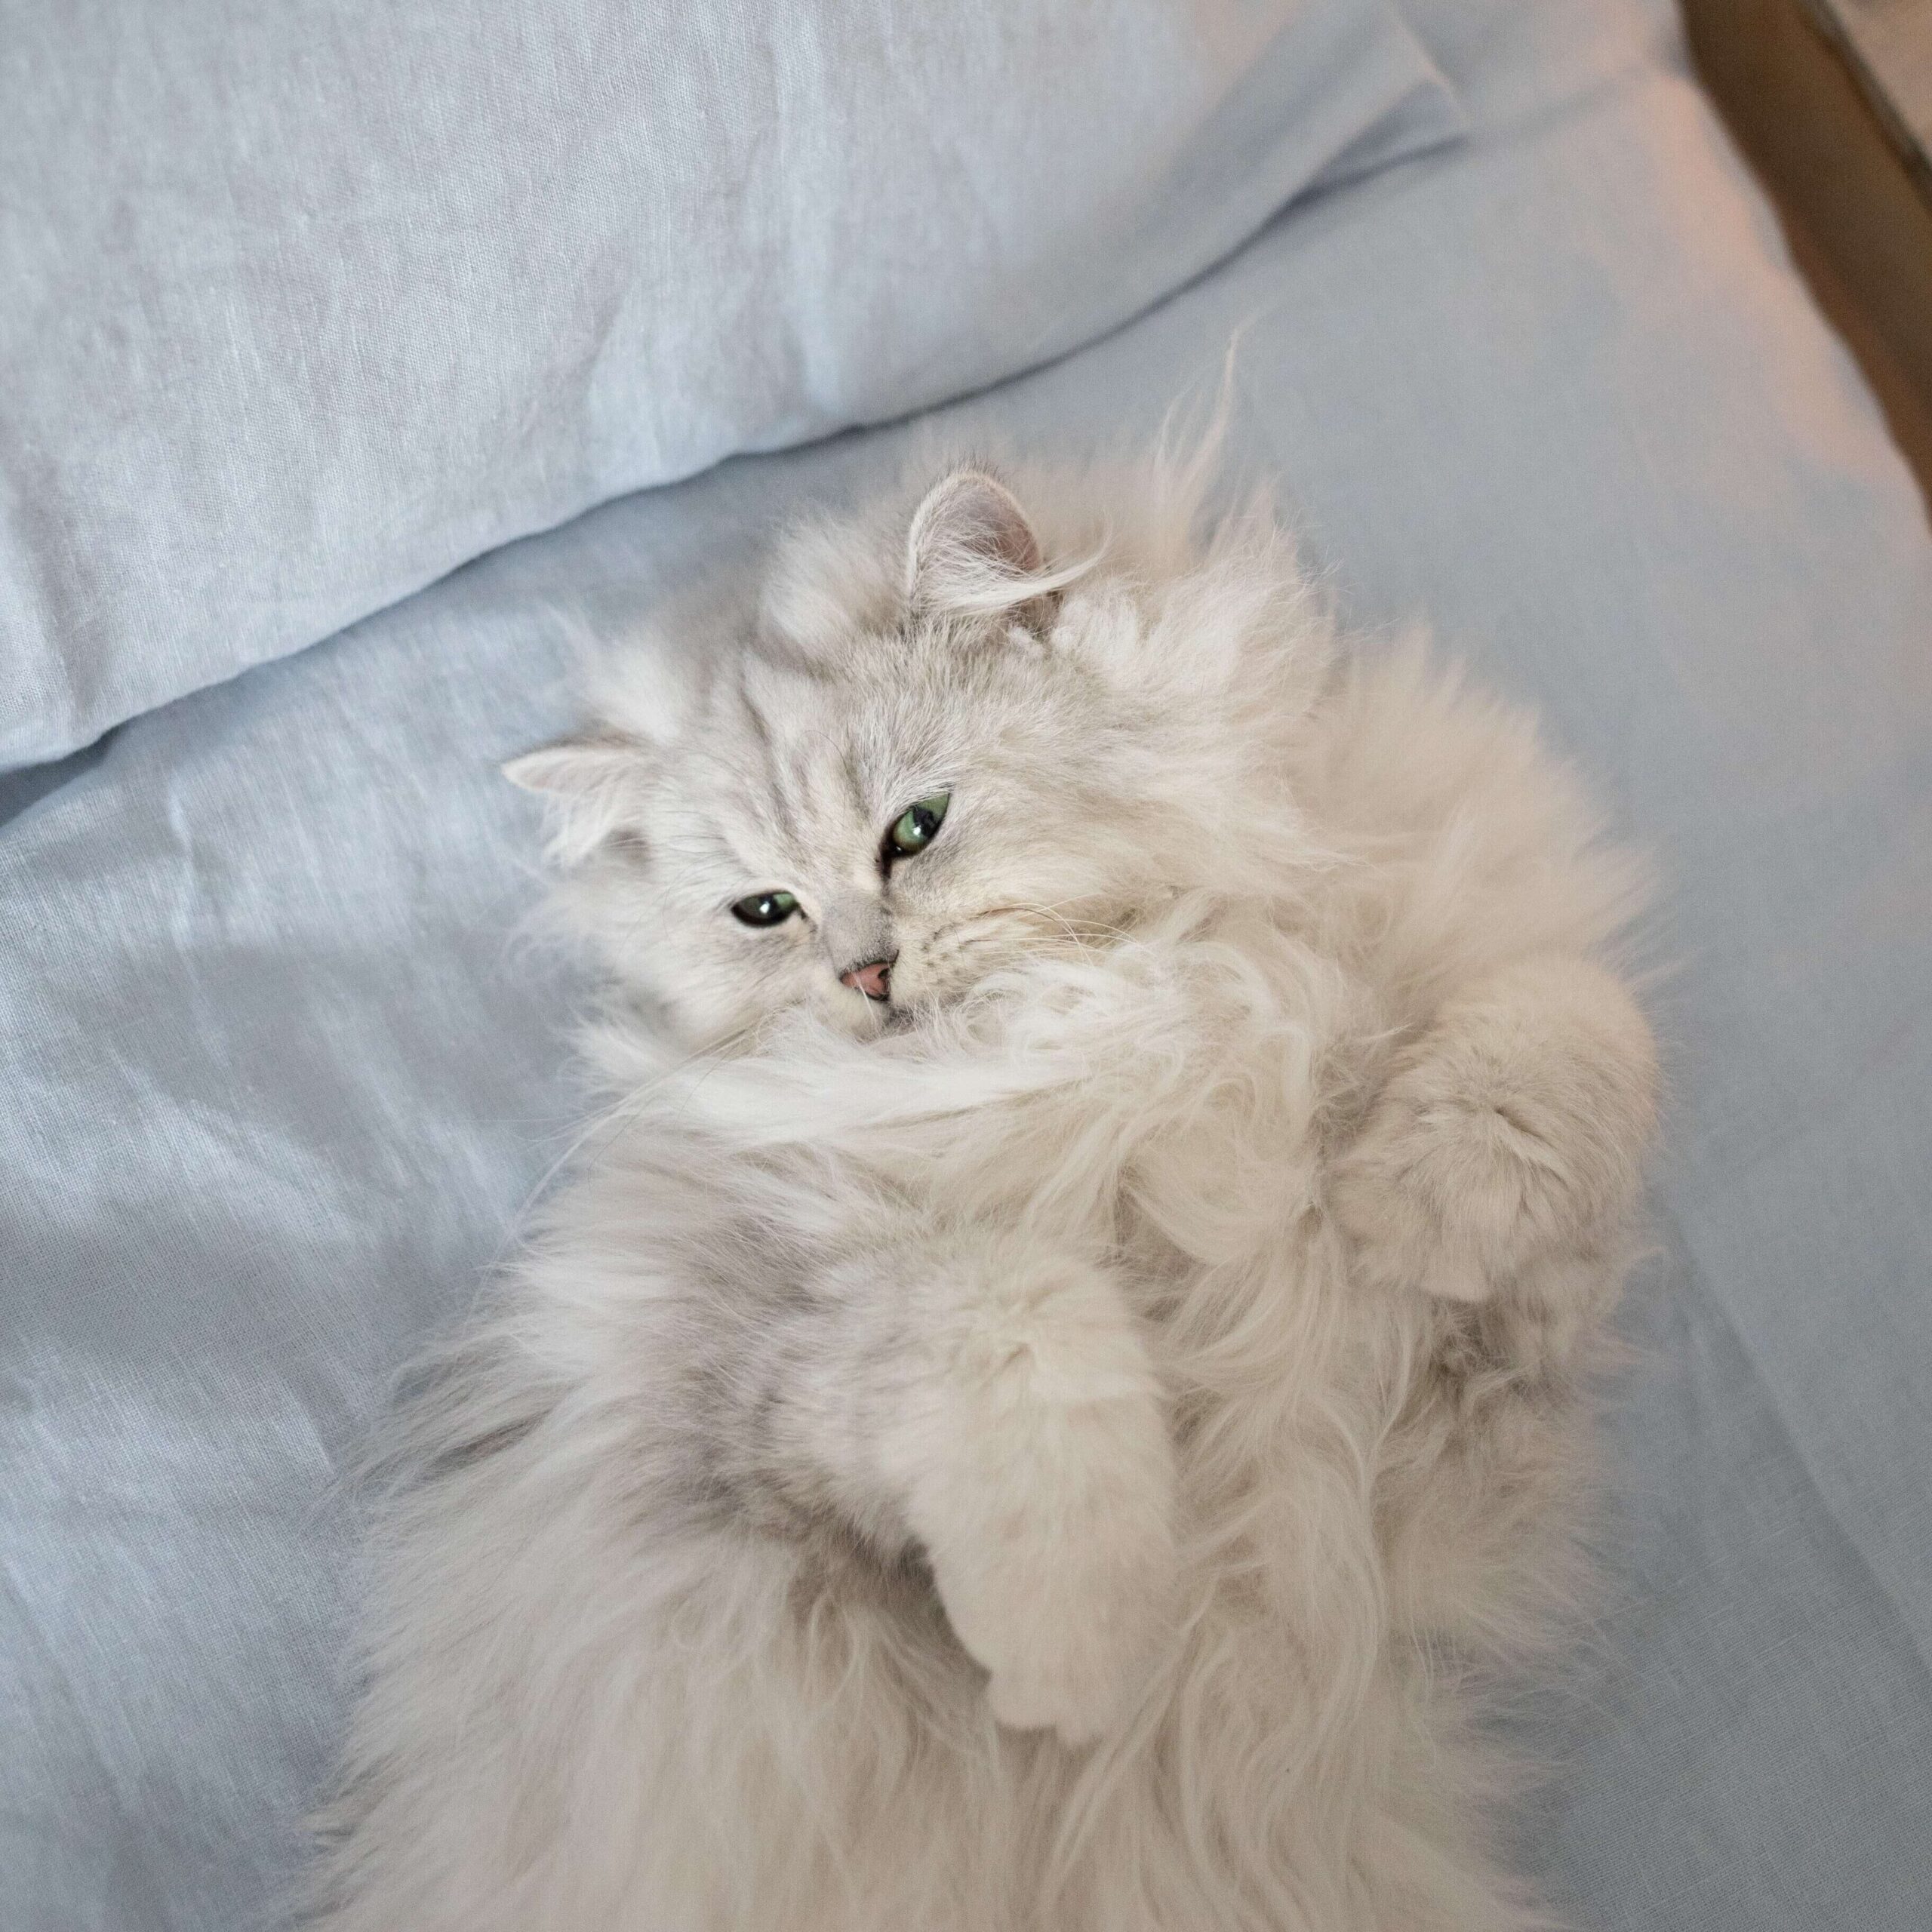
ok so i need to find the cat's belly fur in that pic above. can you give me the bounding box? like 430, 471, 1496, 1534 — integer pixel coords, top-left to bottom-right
315, 973, 1598, 1932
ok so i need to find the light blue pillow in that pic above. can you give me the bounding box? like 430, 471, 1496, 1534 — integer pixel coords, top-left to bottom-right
0, 0, 1461, 771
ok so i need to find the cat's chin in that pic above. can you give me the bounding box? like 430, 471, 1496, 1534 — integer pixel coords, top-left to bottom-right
803, 990, 912, 1045
817, 986, 977, 1048
661, 993, 940, 1060
841, 996, 931, 1042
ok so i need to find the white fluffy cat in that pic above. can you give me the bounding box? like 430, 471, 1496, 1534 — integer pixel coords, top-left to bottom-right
310, 454, 1657, 1930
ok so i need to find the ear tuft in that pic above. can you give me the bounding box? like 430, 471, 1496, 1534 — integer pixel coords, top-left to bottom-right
905, 469, 1054, 629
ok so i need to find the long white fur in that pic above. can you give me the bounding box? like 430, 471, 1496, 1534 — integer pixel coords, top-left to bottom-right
309, 451, 1657, 1930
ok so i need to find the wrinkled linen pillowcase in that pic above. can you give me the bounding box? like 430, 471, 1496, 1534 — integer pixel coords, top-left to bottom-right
0, 0, 1461, 770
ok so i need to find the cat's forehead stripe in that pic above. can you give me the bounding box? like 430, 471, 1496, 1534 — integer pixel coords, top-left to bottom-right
735, 680, 810, 856
837, 741, 871, 825
732, 664, 777, 768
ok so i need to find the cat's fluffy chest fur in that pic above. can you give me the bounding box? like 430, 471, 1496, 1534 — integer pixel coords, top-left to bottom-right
312, 460, 1657, 1931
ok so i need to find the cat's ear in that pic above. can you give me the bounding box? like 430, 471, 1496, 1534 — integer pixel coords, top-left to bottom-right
501, 732, 636, 796
905, 469, 1057, 633
503, 729, 651, 866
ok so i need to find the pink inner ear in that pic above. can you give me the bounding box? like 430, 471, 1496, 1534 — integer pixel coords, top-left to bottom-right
906, 471, 1043, 608
949, 478, 1042, 577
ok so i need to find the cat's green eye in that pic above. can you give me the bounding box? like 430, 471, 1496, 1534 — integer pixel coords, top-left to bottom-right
885, 792, 951, 860
731, 890, 800, 928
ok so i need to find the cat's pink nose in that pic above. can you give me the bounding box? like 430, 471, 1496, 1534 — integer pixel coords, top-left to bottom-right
839, 958, 893, 1001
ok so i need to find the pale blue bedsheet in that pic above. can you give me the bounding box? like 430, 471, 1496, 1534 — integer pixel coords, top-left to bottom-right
5, 3, 1930, 1927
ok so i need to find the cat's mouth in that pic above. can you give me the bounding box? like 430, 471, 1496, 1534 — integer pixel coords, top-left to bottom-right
848, 904, 1133, 1029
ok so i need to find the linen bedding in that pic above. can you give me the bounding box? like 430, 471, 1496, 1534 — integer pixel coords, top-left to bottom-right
0, 0, 1461, 770
5, 2, 1930, 1927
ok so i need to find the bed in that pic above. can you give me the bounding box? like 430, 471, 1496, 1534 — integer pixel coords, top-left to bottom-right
4, 1, 1930, 1925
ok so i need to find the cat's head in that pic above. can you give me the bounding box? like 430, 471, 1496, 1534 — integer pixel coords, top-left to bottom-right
509, 465, 1324, 1048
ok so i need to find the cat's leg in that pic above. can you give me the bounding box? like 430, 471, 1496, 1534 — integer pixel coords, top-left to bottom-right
762, 1231, 1179, 1746
1331, 953, 1657, 1307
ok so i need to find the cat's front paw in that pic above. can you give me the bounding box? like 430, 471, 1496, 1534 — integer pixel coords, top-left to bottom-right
1332, 955, 1657, 1305
937, 1448, 1180, 1747
898, 1249, 1180, 1748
